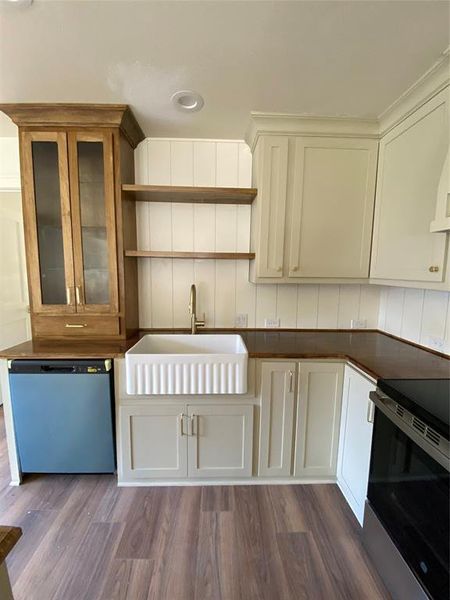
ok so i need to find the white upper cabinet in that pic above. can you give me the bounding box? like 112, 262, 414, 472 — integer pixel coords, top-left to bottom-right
288, 137, 378, 278
371, 88, 449, 283
249, 126, 378, 283
251, 136, 289, 278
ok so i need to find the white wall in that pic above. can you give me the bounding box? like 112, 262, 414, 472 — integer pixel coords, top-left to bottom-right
378, 287, 450, 354
135, 138, 381, 330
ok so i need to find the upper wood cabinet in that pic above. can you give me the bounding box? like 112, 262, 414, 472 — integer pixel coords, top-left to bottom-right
249, 133, 378, 283
371, 88, 449, 284
1, 103, 144, 338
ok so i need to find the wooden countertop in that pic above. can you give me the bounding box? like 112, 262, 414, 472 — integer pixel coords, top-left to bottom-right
0, 526, 22, 564
0, 330, 448, 381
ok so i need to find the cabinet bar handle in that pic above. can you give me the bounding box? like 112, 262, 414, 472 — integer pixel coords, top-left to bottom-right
429, 266, 439, 273
75, 286, 83, 305
66, 287, 72, 305
289, 370, 294, 393
190, 414, 197, 436
367, 400, 375, 423
179, 413, 185, 436
65, 323, 87, 328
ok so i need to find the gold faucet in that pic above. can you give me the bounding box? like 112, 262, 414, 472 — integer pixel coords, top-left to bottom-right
189, 284, 205, 334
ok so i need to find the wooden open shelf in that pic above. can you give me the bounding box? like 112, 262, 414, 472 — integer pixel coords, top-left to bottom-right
122, 184, 257, 205
125, 250, 255, 260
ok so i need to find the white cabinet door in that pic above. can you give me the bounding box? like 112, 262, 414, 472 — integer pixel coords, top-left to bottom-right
258, 362, 296, 477
187, 404, 253, 478
289, 137, 378, 278
371, 89, 449, 282
337, 366, 376, 525
120, 404, 188, 479
253, 136, 288, 278
295, 362, 343, 478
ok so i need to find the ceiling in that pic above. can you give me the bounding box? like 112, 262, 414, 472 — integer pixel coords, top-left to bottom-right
0, 0, 449, 139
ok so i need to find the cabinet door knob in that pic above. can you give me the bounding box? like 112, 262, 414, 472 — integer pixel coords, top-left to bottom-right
291, 266, 298, 272
276, 266, 282, 272
429, 266, 439, 273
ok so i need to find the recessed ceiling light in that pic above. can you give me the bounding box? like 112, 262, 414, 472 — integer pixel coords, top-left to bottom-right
171, 90, 204, 113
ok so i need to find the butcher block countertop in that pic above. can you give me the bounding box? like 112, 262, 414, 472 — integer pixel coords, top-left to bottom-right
0, 330, 448, 381
0, 526, 21, 564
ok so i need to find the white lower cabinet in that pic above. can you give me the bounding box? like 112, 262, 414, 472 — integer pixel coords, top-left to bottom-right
120, 402, 253, 481
294, 362, 344, 478
258, 362, 296, 476
120, 403, 188, 480
187, 404, 253, 478
337, 366, 376, 525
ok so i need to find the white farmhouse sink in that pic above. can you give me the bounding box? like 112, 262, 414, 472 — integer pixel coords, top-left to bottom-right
125, 334, 248, 395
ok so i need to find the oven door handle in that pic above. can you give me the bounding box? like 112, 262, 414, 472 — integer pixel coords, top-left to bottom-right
369, 390, 450, 471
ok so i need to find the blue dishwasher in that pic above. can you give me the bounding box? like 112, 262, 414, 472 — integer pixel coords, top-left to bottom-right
9, 359, 115, 473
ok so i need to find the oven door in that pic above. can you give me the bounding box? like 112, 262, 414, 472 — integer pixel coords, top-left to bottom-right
368, 395, 449, 600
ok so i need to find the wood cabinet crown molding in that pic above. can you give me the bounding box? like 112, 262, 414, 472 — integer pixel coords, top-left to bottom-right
0, 103, 145, 149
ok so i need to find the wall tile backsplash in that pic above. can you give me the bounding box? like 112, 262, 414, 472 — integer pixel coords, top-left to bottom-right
135, 138, 448, 355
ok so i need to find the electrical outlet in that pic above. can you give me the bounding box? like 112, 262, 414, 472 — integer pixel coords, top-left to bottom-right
428, 336, 445, 350
264, 318, 280, 328
235, 313, 248, 328
351, 319, 367, 329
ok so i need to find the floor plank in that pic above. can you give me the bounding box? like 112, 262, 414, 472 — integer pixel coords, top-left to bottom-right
0, 408, 390, 599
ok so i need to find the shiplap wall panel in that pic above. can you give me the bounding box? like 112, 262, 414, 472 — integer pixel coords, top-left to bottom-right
135, 138, 381, 330
378, 287, 450, 354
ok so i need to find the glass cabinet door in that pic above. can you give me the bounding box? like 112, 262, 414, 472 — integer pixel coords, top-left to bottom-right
68, 131, 118, 314
21, 131, 76, 313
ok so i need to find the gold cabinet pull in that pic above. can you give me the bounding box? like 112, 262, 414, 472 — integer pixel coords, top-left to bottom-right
288, 370, 294, 393
179, 413, 186, 436
75, 286, 83, 305
429, 266, 439, 273
190, 414, 197, 436
65, 323, 87, 328
291, 266, 299, 272
66, 287, 72, 305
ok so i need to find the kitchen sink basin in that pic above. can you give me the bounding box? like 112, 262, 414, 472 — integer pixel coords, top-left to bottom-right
125, 334, 248, 395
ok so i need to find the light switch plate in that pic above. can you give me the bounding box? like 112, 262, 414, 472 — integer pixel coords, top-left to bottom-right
235, 313, 248, 328
351, 319, 367, 329
264, 318, 280, 328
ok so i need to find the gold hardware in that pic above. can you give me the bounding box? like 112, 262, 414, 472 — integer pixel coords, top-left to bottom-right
65, 323, 87, 328
180, 413, 185, 436
190, 414, 197, 436
66, 287, 72, 305
429, 266, 439, 273
104, 359, 112, 372
75, 286, 83, 305
188, 284, 205, 334
289, 370, 294, 393
367, 400, 375, 423
291, 266, 298, 272
277, 266, 282, 272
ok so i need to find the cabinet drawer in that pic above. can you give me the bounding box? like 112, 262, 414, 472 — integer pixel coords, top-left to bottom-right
32, 315, 120, 338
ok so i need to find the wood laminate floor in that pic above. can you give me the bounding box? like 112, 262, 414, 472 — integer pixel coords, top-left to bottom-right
0, 408, 390, 600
